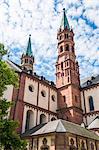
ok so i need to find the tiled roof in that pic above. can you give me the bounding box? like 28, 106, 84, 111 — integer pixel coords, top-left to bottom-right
32, 119, 99, 140
6, 60, 56, 88
81, 75, 99, 89
21, 123, 46, 138
6, 60, 22, 72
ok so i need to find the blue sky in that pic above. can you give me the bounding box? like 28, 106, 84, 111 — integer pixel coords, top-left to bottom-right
0, 0, 99, 82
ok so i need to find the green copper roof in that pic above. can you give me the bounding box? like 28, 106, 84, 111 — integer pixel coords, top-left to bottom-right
26, 35, 33, 57
60, 8, 70, 30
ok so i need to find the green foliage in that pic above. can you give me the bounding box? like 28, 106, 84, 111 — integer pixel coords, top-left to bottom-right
0, 43, 7, 60
0, 100, 27, 150
0, 61, 19, 97
0, 43, 27, 150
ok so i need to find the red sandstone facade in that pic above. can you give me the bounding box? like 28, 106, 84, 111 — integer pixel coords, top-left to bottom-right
56, 17, 83, 124
7, 9, 84, 134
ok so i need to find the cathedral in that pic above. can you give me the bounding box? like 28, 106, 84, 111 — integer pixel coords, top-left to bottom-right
3, 8, 99, 150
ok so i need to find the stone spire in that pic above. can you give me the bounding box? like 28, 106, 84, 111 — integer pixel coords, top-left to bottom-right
60, 8, 70, 30
21, 35, 34, 73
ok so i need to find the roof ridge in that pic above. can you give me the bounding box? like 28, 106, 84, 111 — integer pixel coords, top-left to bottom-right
56, 119, 66, 132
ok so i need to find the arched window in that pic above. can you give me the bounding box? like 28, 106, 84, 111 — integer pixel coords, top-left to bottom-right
61, 62, 63, 69
69, 138, 77, 150
25, 59, 28, 63
51, 117, 56, 121
65, 44, 69, 51
89, 96, 94, 111
65, 34, 68, 39
60, 46, 63, 52
25, 110, 34, 131
68, 77, 70, 83
63, 96, 66, 102
90, 142, 94, 150
81, 140, 86, 150
40, 114, 46, 124
29, 60, 33, 65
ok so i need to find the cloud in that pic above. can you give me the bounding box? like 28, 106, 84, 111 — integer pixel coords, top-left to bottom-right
0, 0, 99, 82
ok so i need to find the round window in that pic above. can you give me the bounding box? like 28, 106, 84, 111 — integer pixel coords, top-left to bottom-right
51, 95, 55, 101
28, 85, 34, 92
41, 90, 46, 97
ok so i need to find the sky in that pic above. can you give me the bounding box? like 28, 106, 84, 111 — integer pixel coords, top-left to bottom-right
0, 0, 99, 82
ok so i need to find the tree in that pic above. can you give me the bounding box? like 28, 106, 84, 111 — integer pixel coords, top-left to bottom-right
0, 43, 27, 150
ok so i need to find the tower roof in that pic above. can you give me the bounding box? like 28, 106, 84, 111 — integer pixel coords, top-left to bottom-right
26, 34, 33, 57
60, 8, 70, 30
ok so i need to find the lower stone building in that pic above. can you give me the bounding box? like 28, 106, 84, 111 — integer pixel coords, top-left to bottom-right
81, 75, 99, 135
21, 119, 99, 150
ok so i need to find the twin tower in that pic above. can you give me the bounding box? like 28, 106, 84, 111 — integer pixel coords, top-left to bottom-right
21, 8, 83, 125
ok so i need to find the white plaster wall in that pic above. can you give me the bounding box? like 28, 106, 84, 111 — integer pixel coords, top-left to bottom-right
3, 85, 13, 102
81, 86, 99, 113
84, 114, 99, 126
49, 89, 57, 113
22, 105, 37, 133
38, 83, 49, 109
24, 77, 38, 105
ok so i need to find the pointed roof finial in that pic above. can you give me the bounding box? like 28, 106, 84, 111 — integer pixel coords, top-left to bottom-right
26, 34, 33, 57
60, 8, 70, 30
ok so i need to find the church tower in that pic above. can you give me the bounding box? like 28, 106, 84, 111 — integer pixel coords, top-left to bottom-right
21, 35, 34, 73
56, 8, 83, 124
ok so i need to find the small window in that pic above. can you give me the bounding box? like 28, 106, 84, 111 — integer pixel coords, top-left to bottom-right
61, 62, 63, 69
67, 70, 69, 75
51, 117, 56, 121
89, 96, 94, 111
68, 77, 69, 83
75, 95, 77, 102
29, 60, 33, 65
41, 90, 46, 97
63, 96, 66, 102
65, 44, 69, 51
28, 85, 34, 92
60, 35, 62, 40
65, 34, 68, 39
91, 143, 94, 150
51, 95, 55, 101
60, 46, 63, 52
25, 59, 28, 63
61, 72, 64, 77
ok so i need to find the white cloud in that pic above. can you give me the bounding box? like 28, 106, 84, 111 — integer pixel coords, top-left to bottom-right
0, 0, 99, 81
